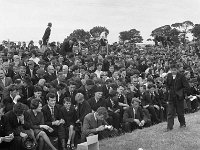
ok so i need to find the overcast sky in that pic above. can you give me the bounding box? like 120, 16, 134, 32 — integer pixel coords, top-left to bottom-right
0, 0, 200, 43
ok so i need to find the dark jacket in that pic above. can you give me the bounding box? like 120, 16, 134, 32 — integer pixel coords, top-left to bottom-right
123, 106, 147, 123
166, 72, 190, 101
42, 27, 51, 41
41, 104, 61, 127
4, 110, 32, 136
77, 100, 92, 123
88, 97, 107, 112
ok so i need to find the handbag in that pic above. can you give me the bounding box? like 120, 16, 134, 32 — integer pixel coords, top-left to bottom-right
22, 136, 37, 150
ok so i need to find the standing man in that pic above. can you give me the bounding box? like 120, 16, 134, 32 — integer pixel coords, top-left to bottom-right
165, 63, 190, 131
42, 22, 52, 47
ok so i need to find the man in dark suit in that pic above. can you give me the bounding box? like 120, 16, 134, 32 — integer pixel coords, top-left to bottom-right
41, 92, 66, 149
21, 77, 34, 104
82, 107, 115, 142
165, 63, 190, 131
60, 38, 77, 57
42, 22, 52, 46
4, 102, 33, 150
2, 61, 15, 78
3, 84, 23, 113
26, 60, 37, 81
0, 103, 14, 150
13, 66, 30, 82
65, 81, 77, 105
56, 83, 66, 105
43, 65, 56, 83
50, 72, 65, 89
106, 90, 121, 130
141, 83, 161, 124
0, 69, 13, 97
123, 98, 150, 132
77, 79, 95, 101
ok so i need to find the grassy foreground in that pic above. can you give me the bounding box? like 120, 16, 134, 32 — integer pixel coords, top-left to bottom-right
100, 111, 200, 150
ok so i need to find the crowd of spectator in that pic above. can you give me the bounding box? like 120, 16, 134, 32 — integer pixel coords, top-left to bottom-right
0, 36, 200, 150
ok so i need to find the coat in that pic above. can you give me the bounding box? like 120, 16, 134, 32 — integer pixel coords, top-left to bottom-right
166, 72, 190, 101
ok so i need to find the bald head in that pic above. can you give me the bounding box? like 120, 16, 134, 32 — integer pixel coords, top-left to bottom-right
75, 93, 84, 103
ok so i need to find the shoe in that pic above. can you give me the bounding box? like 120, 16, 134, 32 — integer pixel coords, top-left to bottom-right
180, 124, 186, 128
164, 128, 173, 132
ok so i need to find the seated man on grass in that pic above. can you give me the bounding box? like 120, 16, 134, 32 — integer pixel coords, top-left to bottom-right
81, 107, 118, 142
123, 98, 151, 132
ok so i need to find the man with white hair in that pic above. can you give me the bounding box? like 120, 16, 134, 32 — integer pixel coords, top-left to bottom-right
43, 65, 56, 83
62, 65, 72, 80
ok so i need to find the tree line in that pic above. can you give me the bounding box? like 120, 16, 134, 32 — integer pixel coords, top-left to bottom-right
66, 21, 200, 45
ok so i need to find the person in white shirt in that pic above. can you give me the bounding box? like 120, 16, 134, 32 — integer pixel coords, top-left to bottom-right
29, 50, 40, 65
94, 63, 103, 78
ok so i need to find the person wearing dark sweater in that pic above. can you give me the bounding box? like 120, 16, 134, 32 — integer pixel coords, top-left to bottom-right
27, 98, 57, 150
88, 86, 107, 112
59, 97, 77, 150
0, 103, 14, 150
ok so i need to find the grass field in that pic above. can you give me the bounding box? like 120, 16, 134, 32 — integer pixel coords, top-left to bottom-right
100, 111, 200, 150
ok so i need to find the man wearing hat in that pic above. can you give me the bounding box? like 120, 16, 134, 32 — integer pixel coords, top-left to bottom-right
165, 63, 190, 131
42, 22, 52, 46
123, 98, 149, 132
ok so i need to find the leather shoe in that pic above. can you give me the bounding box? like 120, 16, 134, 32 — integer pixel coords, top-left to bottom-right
180, 124, 186, 128
164, 128, 173, 132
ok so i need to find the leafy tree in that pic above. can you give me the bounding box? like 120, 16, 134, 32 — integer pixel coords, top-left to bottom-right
90, 26, 109, 38
119, 29, 143, 43
67, 29, 91, 42
151, 25, 172, 37
171, 21, 194, 45
151, 25, 181, 46
191, 24, 200, 41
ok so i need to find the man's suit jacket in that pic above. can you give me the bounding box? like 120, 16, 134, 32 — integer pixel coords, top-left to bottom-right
141, 91, 161, 107
4, 110, 32, 136
3, 96, 24, 113
26, 67, 37, 79
77, 86, 95, 101
21, 85, 34, 102
50, 79, 59, 88
60, 41, 74, 56
13, 74, 30, 82
5, 68, 15, 79
102, 84, 109, 99
82, 112, 108, 139
166, 72, 190, 101
43, 73, 57, 83
42, 27, 51, 42
42, 104, 61, 127
123, 106, 147, 123
88, 97, 107, 112
65, 89, 78, 105
0, 77, 12, 90
77, 100, 92, 123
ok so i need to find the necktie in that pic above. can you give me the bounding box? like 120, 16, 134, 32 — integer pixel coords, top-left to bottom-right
51, 107, 55, 121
